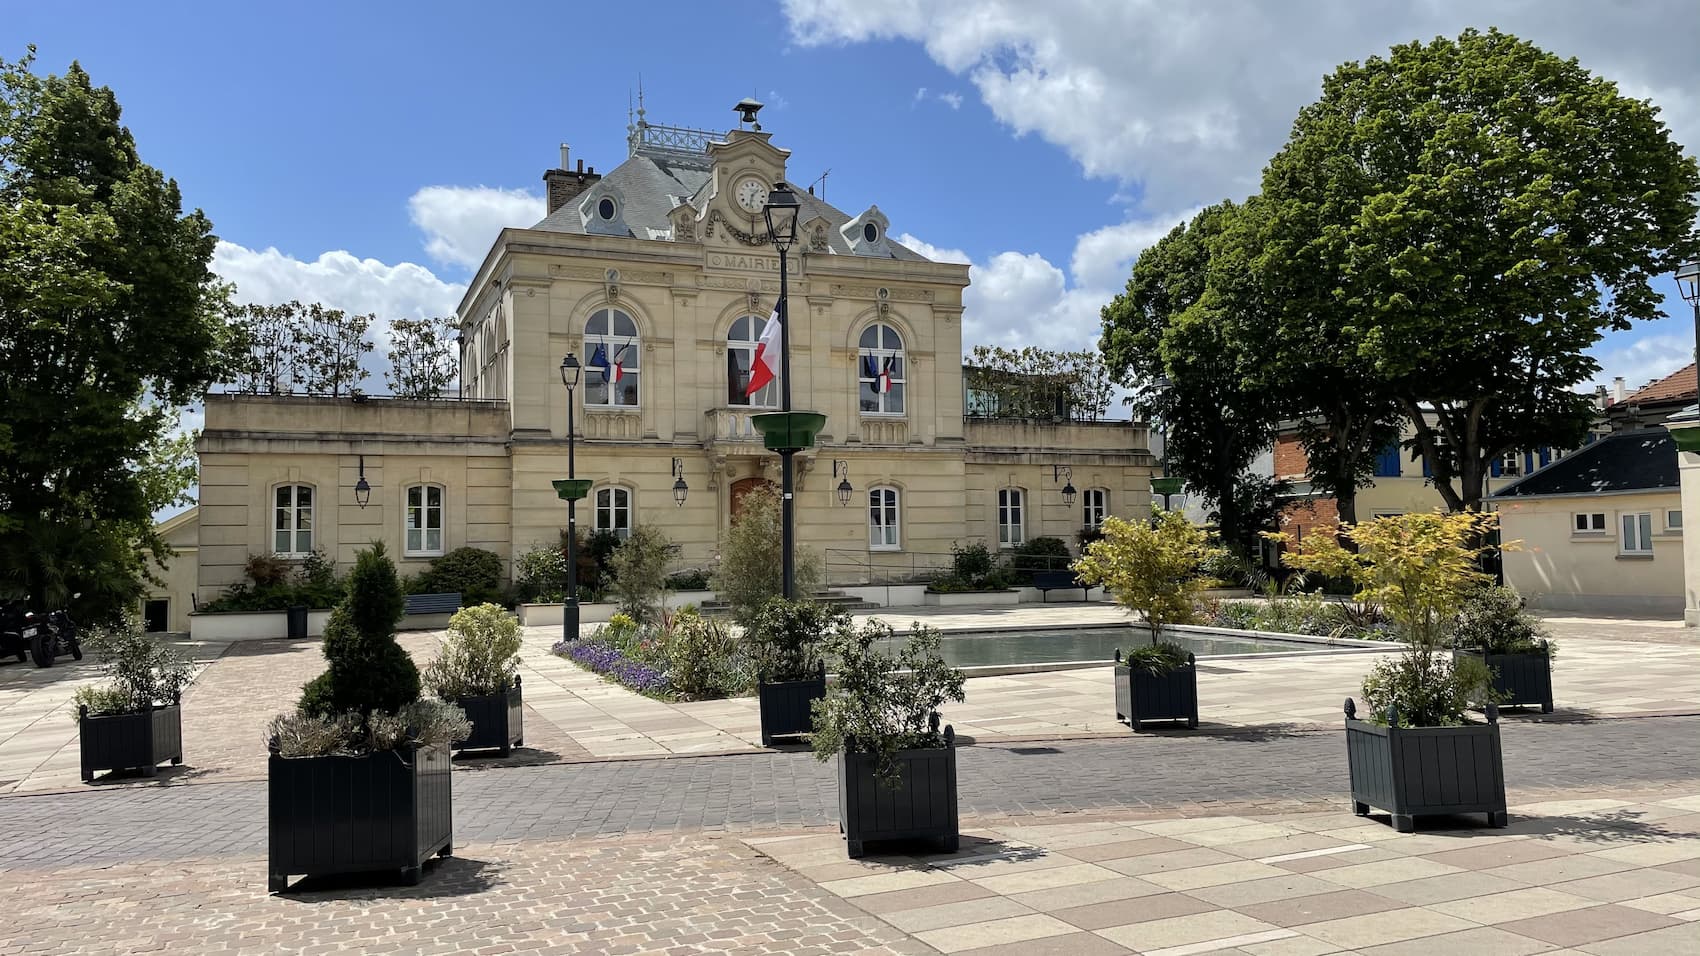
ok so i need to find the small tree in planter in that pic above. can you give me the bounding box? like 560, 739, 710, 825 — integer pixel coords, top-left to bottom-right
423, 604, 525, 756
1075, 513, 1222, 730
748, 598, 847, 746
1275, 511, 1507, 832
1452, 585, 1555, 713
713, 484, 823, 629
74, 626, 193, 781
266, 542, 469, 892
811, 619, 966, 858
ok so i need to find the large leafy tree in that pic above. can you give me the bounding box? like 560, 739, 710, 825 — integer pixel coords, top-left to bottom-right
1261, 28, 1700, 513
386, 315, 458, 399
1100, 201, 1280, 554
0, 50, 231, 615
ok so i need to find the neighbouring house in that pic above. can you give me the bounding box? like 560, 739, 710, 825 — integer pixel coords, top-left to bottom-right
143, 506, 199, 633
159, 99, 1156, 630
1492, 429, 1682, 616
1600, 364, 1697, 433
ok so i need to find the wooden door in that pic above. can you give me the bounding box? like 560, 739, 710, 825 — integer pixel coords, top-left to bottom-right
730, 477, 777, 523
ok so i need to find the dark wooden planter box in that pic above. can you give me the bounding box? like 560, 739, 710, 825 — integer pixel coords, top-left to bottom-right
79, 700, 183, 781
1113, 650, 1199, 730
267, 741, 453, 892
1455, 646, 1553, 713
1344, 698, 1508, 833
453, 676, 523, 756
838, 726, 959, 858
758, 664, 826, 746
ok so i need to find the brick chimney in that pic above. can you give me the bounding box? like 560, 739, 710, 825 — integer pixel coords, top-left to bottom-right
543, 144, 600, 215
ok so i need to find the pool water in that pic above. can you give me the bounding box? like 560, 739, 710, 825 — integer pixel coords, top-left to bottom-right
883, 626, 1366, 669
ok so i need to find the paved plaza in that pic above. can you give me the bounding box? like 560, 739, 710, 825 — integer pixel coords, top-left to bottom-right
0, 603, 1696, 953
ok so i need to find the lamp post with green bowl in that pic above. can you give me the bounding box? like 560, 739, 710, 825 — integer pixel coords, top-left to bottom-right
755, 182, 810, 599
556, 353, 592, 642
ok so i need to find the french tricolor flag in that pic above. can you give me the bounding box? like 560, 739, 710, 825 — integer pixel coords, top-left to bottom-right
745, 301, 783, 396
863, 354, 895, 393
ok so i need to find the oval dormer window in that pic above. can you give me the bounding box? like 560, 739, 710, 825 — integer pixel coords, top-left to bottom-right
597, 197, 617, 221
862, 222, 879, 243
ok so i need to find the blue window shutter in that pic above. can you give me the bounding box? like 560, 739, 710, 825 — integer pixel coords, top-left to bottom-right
1525, 451, 1535, 474
1422, 453, 1432, 478
1490, 458, 1502, 478
1374, 443, 1401, 478
1539, 447, 1551, 467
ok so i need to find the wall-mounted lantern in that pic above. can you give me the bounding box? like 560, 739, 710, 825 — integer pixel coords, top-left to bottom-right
672, 457, 689, 507
833, 459, 853, 506
1053, 463, 1076, 507
354, 455, 371, 509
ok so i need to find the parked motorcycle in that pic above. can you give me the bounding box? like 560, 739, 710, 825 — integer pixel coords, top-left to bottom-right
29, 594, 83, 668
0, 601, 32, 664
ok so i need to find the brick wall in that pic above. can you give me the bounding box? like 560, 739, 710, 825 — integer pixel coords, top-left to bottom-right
1274, 433, 1308, 479
1277, 496, 1339, 546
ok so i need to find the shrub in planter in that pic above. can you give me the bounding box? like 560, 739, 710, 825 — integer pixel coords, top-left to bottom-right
610, 526, 676, 625
1451, 586, 1555, 712
1277, 512, 1509, 832
423, 604, 524, 755
410, 546, 504, 606
1074, 512, 1224, 642
749, 599, 846, 746
812, 619, 966, 858
74, 626, 194, 781
665, 568, 711, 591
1113, 642, 1198, 730
268, 542, 466, 892
1010, 536, 1072, 584
713, 484, 823, 628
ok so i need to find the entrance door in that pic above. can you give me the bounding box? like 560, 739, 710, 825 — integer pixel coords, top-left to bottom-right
730, 477, 777, 523
143, 599, 168, 633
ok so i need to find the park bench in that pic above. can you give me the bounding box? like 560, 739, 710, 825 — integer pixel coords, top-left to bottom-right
403, 592, 462, 616
1031, 571, 1087, 602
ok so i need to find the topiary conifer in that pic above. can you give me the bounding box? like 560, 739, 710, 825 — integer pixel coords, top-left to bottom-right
299, 542, 420, 717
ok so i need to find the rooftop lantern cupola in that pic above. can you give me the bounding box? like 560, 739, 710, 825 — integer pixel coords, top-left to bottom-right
734, 98, 763, 131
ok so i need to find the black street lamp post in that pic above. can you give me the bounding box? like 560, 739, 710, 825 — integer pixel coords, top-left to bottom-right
1679, 261, 1700, 372
557, 353, 586, 643
763, 183, 802, 599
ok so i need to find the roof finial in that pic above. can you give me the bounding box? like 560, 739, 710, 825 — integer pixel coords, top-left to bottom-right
637, 75, 647, 124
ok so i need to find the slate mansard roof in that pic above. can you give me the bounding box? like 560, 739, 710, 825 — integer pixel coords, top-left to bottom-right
1491, 429, 1679, 499
530, 146, 932, 262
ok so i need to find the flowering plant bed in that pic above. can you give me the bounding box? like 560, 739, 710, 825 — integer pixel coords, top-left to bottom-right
555, 639, 669, 696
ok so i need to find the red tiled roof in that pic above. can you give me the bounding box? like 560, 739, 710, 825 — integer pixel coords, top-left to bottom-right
1624, 363, 1697, 404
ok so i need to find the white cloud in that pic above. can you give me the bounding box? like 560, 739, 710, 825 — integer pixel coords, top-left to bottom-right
1590, 326, 1693, 395
912, 86, 928, 104
893, 231, 972, 264
784, 0, 1699, 211
938, 91, 963, 110
408, 185, 543, 270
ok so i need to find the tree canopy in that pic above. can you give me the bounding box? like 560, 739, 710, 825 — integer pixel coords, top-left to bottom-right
0, 49, 231, 616
1259, 28, 1700, 512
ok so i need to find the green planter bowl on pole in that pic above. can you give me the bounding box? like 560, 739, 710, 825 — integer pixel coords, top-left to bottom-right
751, 411, 827, 452
1151, 476, 1185, 496
552, 478, 593, 502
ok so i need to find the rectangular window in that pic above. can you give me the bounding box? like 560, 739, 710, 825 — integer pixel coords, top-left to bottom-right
274, 485, 313, 556
997, 488, 1025, 548
1573, 512, 1606, 535
406, 485, 443, 556
868, 487, 900, 551
1498, 451, 1521, 477
1621, 512, 1654, 555
1082, 489, 1107, 529
1668, 509, 1684, 532
596, 487, 631, 540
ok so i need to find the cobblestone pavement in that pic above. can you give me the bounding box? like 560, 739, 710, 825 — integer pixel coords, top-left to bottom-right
0, 833, 932, 956
4, 716, 1696, 868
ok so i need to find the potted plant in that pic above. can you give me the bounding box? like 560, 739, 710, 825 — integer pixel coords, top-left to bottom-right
811, 619, 966, 858
1276, 512, 1507, 833
423, 603, 525, 756
1452, 586, 1555, 713
1074, 512, 1222, 731
1112, 644, 1198, 730
748, 598, 846, 746
266, 542, 470, 892
75, 625, 193, 781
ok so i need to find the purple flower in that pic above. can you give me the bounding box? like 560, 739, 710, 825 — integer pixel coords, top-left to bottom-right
558, 639, 671, 696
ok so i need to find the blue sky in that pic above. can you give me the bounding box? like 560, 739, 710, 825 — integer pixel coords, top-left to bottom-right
11, 1, 1700, 400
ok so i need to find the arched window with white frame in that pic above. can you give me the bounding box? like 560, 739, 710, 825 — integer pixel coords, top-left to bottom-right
1082, 488, 1108, 530
584, 309, 640, 407
595, 486, 632, 539
274, 484, 314, 557
726, 315, 779, 408
857, 323, 906, 415
405, 484, 444, 556
868, 486, 901, 551
997, 487, 1025, 549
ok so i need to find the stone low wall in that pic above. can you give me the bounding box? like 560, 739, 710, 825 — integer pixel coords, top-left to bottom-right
188, 609, 333, 642
517, 591, 718, 628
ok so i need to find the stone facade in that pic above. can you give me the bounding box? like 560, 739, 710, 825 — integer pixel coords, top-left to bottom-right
175, 115, 1156, 612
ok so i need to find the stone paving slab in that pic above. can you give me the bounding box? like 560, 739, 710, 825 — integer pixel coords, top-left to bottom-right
747, 791, 1700, 956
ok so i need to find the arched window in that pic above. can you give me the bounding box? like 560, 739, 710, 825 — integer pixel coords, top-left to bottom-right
274, 484, 314, 557
997, 487, 1025, 549
596, 486, 632, 539
405, 485, 444, 556
726, 315, 779, 408
584, 309, 640, 407
868, 486, 900, 551
857, 323, 906, 415
1082, 489, 1108, 530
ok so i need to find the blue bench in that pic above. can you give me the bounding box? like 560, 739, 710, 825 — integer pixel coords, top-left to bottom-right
1031, 571, 1086, 602
404, 592, 462, 615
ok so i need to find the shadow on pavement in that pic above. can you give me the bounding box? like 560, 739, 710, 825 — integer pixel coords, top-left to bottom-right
1513, 808, 1700, 845
275, 855, 502, 899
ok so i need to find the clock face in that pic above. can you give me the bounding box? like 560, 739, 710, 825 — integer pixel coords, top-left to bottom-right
734, 177, 767, 213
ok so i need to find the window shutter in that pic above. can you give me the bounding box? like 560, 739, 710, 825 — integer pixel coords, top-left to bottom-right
1490, 458, 1502, 478
1539, 447, 1551, 467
